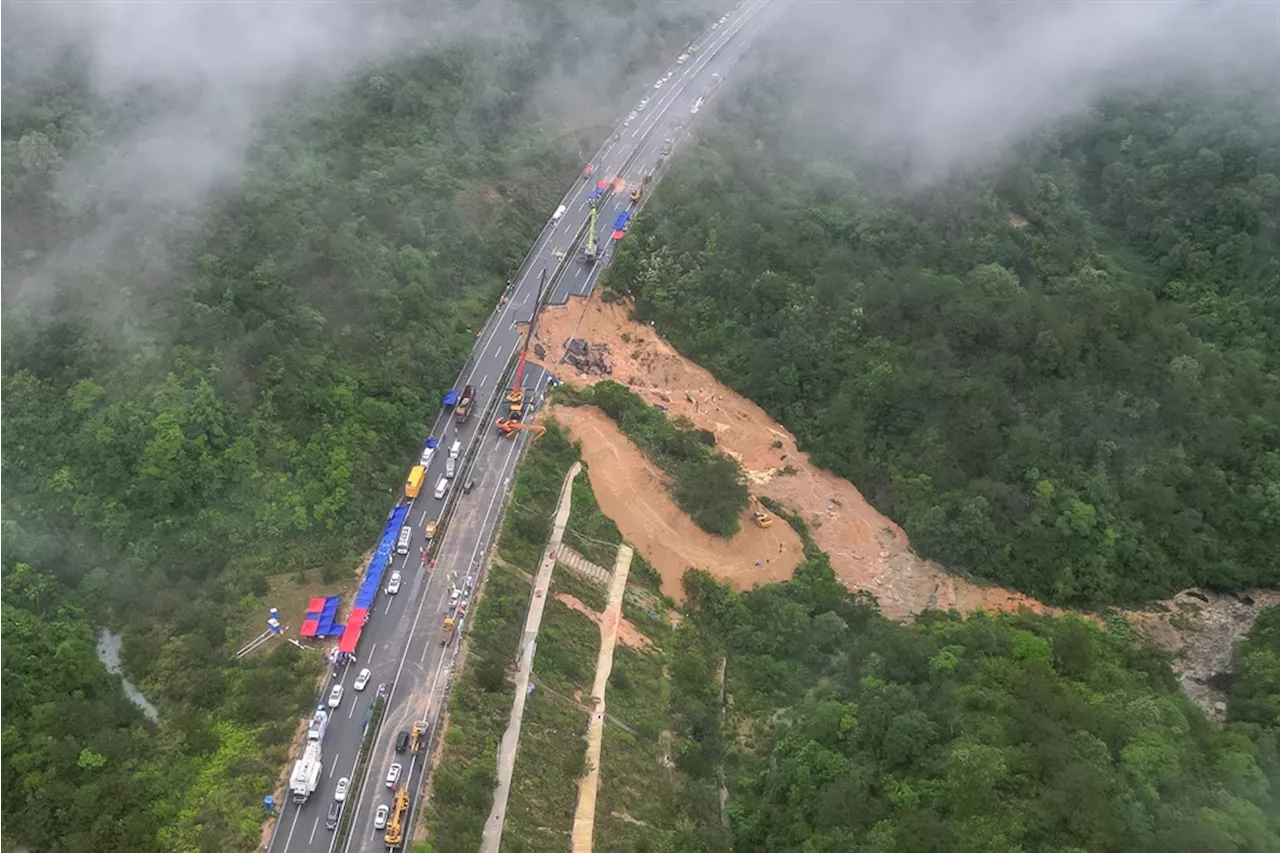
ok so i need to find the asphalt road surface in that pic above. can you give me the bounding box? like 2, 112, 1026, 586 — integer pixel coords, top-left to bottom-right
265, 3, 784, 852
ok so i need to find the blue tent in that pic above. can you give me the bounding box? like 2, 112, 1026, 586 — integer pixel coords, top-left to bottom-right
442, 390, 461, 406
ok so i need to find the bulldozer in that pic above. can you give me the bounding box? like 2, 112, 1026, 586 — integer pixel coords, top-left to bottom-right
750, 495, 774, 529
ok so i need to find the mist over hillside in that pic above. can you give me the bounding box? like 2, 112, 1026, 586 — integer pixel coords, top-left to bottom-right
1, 0, 718, 309
744, 0, 1278, 187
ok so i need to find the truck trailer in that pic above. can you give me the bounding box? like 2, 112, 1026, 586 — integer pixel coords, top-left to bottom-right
405, 465, 426, 499
454, 385, 476, 424
289, 742, 323, 803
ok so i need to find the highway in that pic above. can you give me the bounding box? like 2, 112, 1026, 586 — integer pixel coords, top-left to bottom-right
265, 2, 784, 852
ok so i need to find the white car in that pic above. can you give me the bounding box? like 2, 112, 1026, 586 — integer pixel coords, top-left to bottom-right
327, 684, 344, 709
387, 571, 402, 595
334, 777, 349, 802
385, 763, 402, 789
664, 71, 673, 81
374, 805, 390, 830
353, 668, 371, 691
638, 97, 649, 111
654, 79, 663, 89
712, 21, 720, 29
720, 14, 728, 23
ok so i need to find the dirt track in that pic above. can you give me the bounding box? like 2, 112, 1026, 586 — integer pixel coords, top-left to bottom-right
534, 293, 1051, 619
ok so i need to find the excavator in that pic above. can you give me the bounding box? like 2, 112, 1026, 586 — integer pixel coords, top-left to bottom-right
497, 268, 547, 434
497, 421, 546, 441
750, 495, 774, 529
383, 785, 410, 847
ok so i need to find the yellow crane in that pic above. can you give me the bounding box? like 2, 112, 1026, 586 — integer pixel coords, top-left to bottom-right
750, 495, 774, 529
383, 785, 410, 847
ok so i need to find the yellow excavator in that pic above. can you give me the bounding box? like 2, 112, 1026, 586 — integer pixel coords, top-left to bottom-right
750, 495, 774, 529
497, 421, 546, 442
383, 785, 410, 847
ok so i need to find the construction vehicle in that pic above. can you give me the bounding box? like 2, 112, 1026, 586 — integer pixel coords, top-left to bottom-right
496, 269, 548, 433
289, 742, 323, 803
440, 615, 456, 646
383, 785, 410, 847
405, 465, 426, 499
582, 204, 600, 263
410, 721, 427, 753
454, 385, 476, 424
750, 496, 775, 529
630, 185, 642, 204
497, 421, 546, 441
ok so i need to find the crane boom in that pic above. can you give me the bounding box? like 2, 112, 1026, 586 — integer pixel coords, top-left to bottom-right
500, 268, 548, 427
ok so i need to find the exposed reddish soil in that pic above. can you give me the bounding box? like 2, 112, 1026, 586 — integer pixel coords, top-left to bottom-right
552, 407, 804, 601
533, 293, 1052, 619
556, 592, 655, 651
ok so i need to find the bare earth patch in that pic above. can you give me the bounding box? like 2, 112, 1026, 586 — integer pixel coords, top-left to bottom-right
551, 406, 804, 602
555, 592, 654, 651
534, 293, 1051, 618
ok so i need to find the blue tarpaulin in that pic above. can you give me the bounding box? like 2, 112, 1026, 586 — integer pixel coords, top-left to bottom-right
443, 390, 460, 406
354, 506, 408, 609
425, 437, 439, 449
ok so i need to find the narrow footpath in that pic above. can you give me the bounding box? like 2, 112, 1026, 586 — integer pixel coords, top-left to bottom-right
571, 543, 634, 853
481, 462, 581, 853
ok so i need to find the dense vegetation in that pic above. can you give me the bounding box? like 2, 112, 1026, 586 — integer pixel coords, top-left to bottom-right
0, 3, 714, 849
609, 41, 1280, 604
1227, 606, 1280, 731
669, 558, 1280, 852
562, 380, 750, 536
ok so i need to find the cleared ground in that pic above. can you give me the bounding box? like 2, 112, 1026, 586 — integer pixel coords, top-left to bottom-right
535, 293, 1051, 618
552, 405, 804, 601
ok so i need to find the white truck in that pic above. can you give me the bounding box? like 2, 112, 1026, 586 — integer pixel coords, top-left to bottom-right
306, 708, 330, 744
290, 742, 323, 803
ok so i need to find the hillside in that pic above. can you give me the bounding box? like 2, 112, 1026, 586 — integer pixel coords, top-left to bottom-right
0, 3, 715, 850
606, 22, 1280, 606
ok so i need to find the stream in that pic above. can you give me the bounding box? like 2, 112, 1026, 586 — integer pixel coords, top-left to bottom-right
96, 629, 159, 722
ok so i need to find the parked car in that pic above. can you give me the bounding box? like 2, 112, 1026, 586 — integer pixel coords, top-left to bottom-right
385, 763, 402, 788
327, 684, 344, 709
424, 520, 438, 540
325, 802, 340, 830
374, 805, 390, 830
334, 777, 350, 802
353, 668, 371, 691
395, 730, 410, 753
387, 571, 402, 595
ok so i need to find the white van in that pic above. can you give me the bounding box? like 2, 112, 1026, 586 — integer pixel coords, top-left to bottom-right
552, 204, 567, 223
434, 477, 449, 499
449, 440, 462, 460
395, 526, 412, 555
419, 446, 435, 468
445, 456, 456, 479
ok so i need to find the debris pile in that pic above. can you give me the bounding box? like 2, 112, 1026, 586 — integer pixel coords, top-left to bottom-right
563, 338, 613, 375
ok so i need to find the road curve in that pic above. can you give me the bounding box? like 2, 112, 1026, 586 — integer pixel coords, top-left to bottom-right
264, 4, 785, 853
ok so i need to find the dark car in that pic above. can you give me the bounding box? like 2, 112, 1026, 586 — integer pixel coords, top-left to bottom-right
325, 802, 341, 830
395, 730, 410, 753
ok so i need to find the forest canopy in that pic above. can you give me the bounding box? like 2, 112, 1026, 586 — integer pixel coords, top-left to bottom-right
667, 558, 1280, 853
608, 52, 1280, 605
0, 2, 711, 850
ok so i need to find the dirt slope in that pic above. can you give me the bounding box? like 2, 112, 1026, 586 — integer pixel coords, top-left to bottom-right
525, 292, 1279, 721
533, 293, 1051, 619
554, 406, 804, 601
